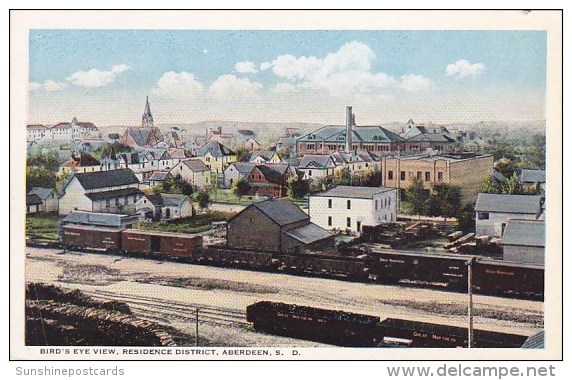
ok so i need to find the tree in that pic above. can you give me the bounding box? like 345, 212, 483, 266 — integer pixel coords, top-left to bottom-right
234, 146, 251, 162
287, 177, 311, 199
194, 189, 211, 209
457, 203, 476, 233
405, 177, 429, 217
480, 175, 499, 194
233, 178, 251, 199
333, 167, 351, 186
428, 184, 462, 220
26, 166, 56, 191
501, 173, 523, 195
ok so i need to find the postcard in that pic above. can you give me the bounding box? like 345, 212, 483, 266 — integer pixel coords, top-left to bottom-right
10, 9, 562, 361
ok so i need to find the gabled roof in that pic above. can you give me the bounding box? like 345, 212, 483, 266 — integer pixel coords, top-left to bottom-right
26, 194, 43, 206
143, 193, 164, 206
196, 141, 235, 157
226, 162, 257, 175
312, 185, 394, 199
283, 223, 332, 244
475, 193, 543, 214
118, 152, 149, 165
167, 148, 187, 159
249, 150, 277, 162
407, 132, 455, 143
126, 128, 152, 146
250, 198, 309, 226
502, 219, 545, 248
85, 187, 144, 201
28, 187, 54, 200
149, 171, 171, 181
161, 193, 190, 207
520, 169, 546, 184
74, 168, 139, 190
297, 125, 405, 144
299, 154, 335, 169
256, 164, 291, 185
27, 124, 47, 130
181, 159, 210, 172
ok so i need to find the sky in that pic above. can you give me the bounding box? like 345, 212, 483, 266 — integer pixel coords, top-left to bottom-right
28, 30, 547, 126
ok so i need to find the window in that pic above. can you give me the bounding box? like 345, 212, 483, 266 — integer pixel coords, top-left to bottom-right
400, 171, 406, 181
388, 198, 391, 206
115, 198, 119, 206
347, 200, 351, 209
328, 199, 332, 208
477, 212, 489, 220
375, 200, 378, 210
308, 170, 312, 177
346, 217, 351, 228
416, 171, 422, 179
438, 172, 444, 181
388, 171, 394, 180
328, 216, 332, 226
425, 172, 431, 182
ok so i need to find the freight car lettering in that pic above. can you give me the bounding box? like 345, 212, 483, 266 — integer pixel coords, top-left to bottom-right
379, 258, 406, 264
485, 269, 515, 276
63, 232, 81, 236
413, 331, 428, 338
126, 237, 147, 242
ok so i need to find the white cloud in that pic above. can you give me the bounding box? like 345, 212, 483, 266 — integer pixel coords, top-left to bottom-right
209, 74, 262, 98
66, 64, 131, 87
152, 71, 205, 98
260, 41, 394, 96
400, 74, 432, 92
234, 61, 258, 73
445, 59, 486, 78
29, 80, 66, 92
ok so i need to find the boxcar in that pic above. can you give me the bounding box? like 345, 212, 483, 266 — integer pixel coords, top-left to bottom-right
473, 259, 544, 299
280, 252, 369, 280
246, 301, 380, 347
121, 229, 202, 259
197, 246, 278, 270
376, 318, 528, 348
61, 225, 123, 251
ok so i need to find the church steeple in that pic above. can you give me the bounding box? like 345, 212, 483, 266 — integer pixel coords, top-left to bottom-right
141, 96, 154, 128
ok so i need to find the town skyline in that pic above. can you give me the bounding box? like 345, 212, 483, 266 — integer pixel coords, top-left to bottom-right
28, 30, 546, 126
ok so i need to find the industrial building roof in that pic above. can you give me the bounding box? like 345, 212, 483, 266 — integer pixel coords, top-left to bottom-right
501, 219, 545, 248
312, 185, 394, 199
298, 125, 405, 143
74, 169, 139, 190
283, 223, 332, 244
520, 169, 546, 184
475, 193, 543, 214
252, 198, 309, 226
85, 187, 144, 201
62, 211, 138, 227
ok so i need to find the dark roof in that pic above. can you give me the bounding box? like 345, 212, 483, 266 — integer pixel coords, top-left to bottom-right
26, 194, 43, 206
299, 155, 334, 168
283, 223, 332, 244
312, 185, 394, 199
118, 152, 149, 164
126, 128, 151, 146
28, 187, 54, 200
521, 331, 545, 349
475, 193, 542, 214
74, 169, 139, 190
161, 193, 189, 207
149, 171, 171, 181
227, 162, 257, 175
182, 159, 210, 172
502, 219, 545, 248
256, 164, 290, 184
62, 211, 137, 227
85, 187, 144, 201
520, 169, 546, 184
252, 198, 309, 226
298, 125, 405, 144
196, 141, 235, 157
143, 194, 164, 206
492, 170, 508, 183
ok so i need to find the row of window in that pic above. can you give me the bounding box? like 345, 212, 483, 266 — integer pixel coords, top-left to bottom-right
327, 199, 352, 209
387, 170, 444, 182
374, 197, 391, 210
327, 216, 352, 228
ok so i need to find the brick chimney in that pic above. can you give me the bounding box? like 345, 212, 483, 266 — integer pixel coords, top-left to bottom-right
345, 106, 353, 152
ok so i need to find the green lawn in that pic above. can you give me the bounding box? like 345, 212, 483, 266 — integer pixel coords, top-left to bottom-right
26, 212, 60, 241
136, 211, 235, 234
208, 188, 263, 205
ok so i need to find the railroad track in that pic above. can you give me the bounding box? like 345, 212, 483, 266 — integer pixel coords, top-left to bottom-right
82, 289, 251, 330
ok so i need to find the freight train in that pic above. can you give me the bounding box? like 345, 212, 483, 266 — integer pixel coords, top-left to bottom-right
246, 301, 530, 348
58, 224, 544, 300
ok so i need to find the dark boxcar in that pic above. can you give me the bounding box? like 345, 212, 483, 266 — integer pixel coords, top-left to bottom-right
61, 225, 123, 251
376, 318, 528, 348
473, 259, 544, 299
121, 230, 202, 258
368, 249, 467, 289
280, 252, 369, 280
197, 246, 278, 270
246, 301, 380, 347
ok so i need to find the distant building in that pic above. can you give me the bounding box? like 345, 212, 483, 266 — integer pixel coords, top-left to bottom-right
244, 163, 294, 198
501, 219, 545, 264
297, 154, 337, 180
58, 168, 143, 215
195, 141, 237, 176
26, 194, 44, 214
27, 187, 59, 213
136, 193, 194, 221
226, 198, 334, 253
400, 122, 456, 153
248, 150, 281, 164
27, 124, 51, 141
169, 159, 211, 189
224, 162, 257, 188
61, 211, 139, 229
474, 193, 544, 237
519, 169, 546, 192
60, 150, 101, 175
121, 97, 165, 147
244, 137, 262, 151
309, 186, 397, 233
148, 171, 173, 188
206, 126, 234, 146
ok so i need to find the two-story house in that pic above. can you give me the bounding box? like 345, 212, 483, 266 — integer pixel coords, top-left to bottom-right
169, 158, 211, 189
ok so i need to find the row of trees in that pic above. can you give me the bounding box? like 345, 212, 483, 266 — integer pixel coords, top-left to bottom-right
26, 151, 71, 192
404, 178, 463, 220
480, 173, 542, 195
147, 174, 211, 209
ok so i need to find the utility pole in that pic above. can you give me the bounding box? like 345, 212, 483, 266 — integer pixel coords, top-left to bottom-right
467, 257, 475, 348
195, 308, 200, 347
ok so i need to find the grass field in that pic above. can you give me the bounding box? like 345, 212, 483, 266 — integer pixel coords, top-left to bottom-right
136, 211, 235, 234
26, 212, 60, 241
209, 188, 265, 205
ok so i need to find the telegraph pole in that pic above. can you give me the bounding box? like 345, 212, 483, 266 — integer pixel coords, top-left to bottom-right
195, 308, 200, 347
467, 257, 475, 348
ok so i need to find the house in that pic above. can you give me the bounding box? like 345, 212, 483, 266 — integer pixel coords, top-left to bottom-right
169, 159, 211, 189
59, 150, 101, 175
401, 122, 455, 153
206, 126, 234, 146
474, 193, 544, 237
148, 171, 173, 188
245, 164, 294, 198
27, 124, 51, 141
196, 141, 237, 175
519, 169, 546, 192
61, 210, 139, 229
501, 219, 545, 264
136, 193, 194, 221
224, 162, 257, 188
58, 168, 143, 215
248, 150, 281, 164
297, 154, 337, 180
49, 117, 99, 140
309, 186, 397, 233
297, 106, 406, 156
380, 152, 494, 203
27, 187, 59, 213
244, 137, 262, 151
226, 198, 334, 253
26, 194, 44, 214
118, 152, 152, 172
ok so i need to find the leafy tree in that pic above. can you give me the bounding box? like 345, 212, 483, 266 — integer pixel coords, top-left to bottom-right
287, 177, 311, 199
27, 151, 60, 172
26, 166, 56, 191
480, 175, 500, 194
494, 158, 517, 178
233, 178, 251, 199
428, 184, 462, 220
234, 146, 252, 162
405, 177, 429, 217
501, 173, 523, 195
194, 189, 211, 209
333, 167, 351, 186
457, 203, 476, 233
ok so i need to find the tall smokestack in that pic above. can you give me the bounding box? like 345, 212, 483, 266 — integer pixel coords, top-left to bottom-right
345, 106, 353, 152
